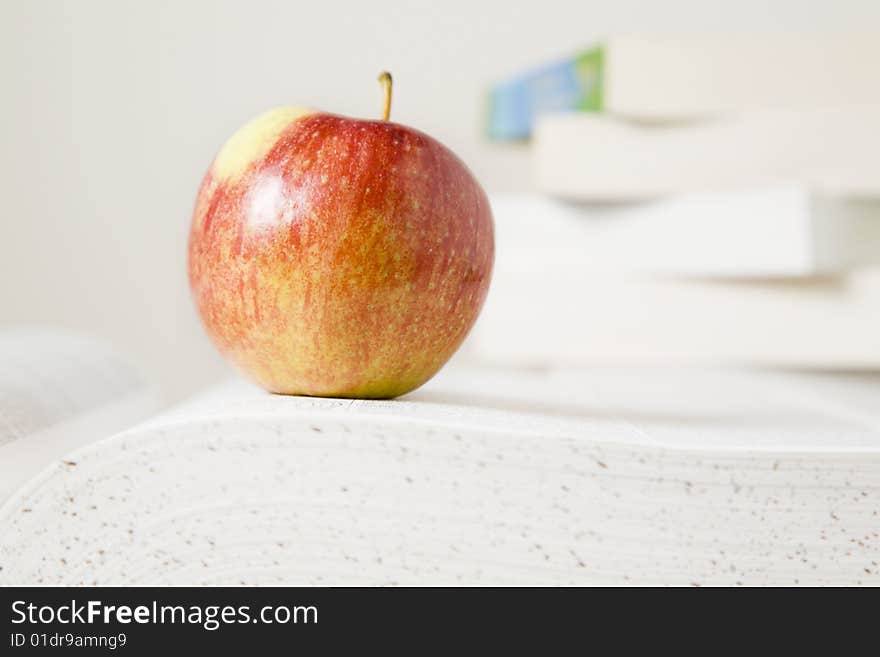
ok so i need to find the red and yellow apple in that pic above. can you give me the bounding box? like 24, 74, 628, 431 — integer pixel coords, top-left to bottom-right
188, 74, 494, 398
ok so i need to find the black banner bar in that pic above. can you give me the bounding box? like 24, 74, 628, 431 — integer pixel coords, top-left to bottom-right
1, 586, 863, 652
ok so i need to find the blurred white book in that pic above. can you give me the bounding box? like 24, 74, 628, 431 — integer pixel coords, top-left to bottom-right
534, 106, 880, 200
469, 264, 880, 369
0, 328, 161, 502
594, 33, 880, 120
491, 186, 880, 279
487, 33, 880, 139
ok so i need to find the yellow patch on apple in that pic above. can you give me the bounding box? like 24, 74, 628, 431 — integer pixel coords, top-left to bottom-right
212, 106, 313, 181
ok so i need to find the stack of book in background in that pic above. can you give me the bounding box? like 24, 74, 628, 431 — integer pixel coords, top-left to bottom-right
477, 34, 880, 369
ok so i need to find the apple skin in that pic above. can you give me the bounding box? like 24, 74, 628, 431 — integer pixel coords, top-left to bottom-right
188, 107, 494, 398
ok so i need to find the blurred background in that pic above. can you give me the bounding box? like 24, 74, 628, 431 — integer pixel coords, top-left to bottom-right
2, 0, 880, 401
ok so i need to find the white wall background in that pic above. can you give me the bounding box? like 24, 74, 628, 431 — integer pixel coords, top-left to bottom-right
2, 0, 880, 400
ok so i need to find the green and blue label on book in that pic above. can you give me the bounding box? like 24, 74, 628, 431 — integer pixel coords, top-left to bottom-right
487, 47, 603, 141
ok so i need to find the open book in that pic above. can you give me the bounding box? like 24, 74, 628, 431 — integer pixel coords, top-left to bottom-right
1, 330, 879, 585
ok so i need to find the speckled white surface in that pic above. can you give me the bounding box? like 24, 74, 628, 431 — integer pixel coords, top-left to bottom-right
1, 367, 879, 585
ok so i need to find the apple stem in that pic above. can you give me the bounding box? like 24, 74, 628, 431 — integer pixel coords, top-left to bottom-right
378, 71, 393, 121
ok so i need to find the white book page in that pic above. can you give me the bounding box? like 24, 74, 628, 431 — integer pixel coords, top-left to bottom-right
109, 363, 880, 453
0, 328, 162, 501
